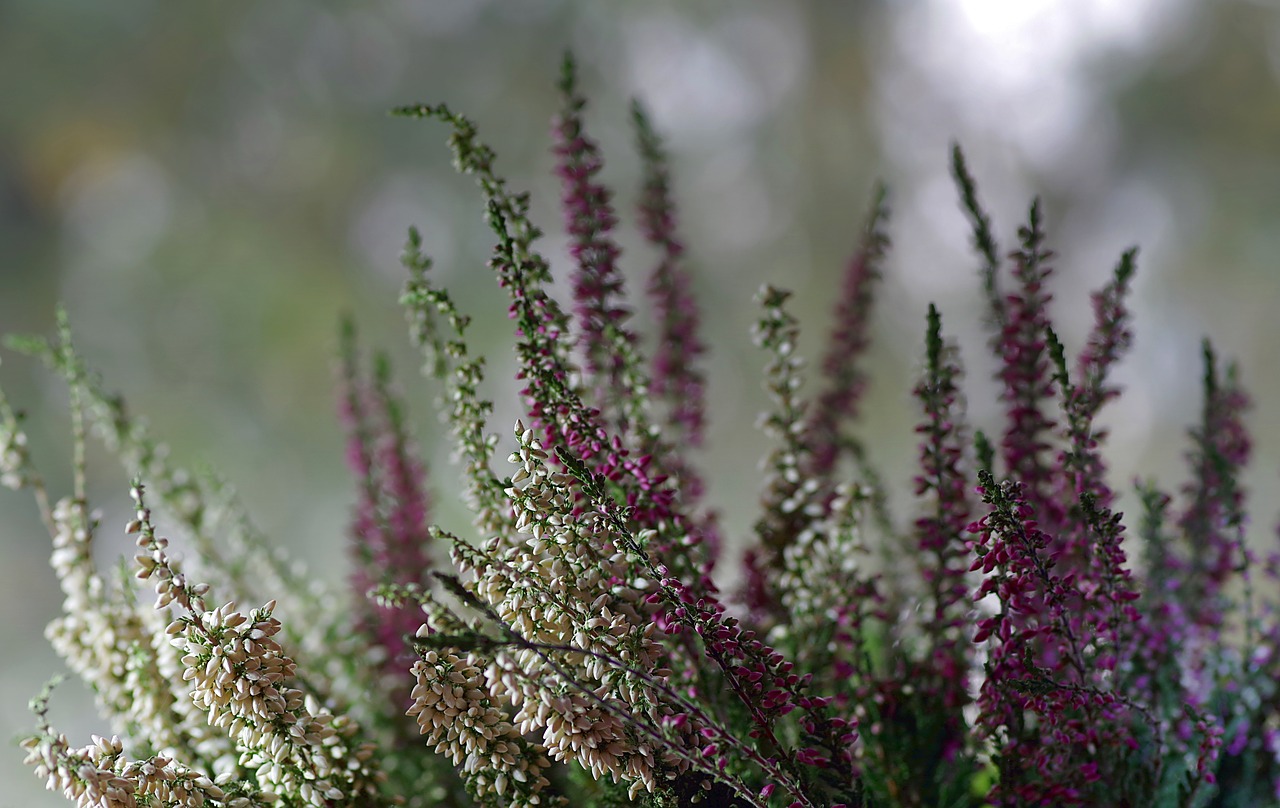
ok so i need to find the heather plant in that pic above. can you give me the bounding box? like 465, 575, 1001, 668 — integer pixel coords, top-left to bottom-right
7, 54, 1280, 808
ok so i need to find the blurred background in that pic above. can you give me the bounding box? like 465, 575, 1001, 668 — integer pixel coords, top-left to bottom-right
3, 1, 1280, 803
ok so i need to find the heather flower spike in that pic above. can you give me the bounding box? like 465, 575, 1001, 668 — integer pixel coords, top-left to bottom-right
744, 188, 889, 621
950, 144, 1003, 329
806, 184, 888, 484
1047, 249, 1136, 514
751, 284, 814, 568
902, 303, 974, 730
631, 98, 722, 571
400, 227, 509, 538
553, 53, 647, 440
11, 62, 1280, 808
993, 199, 1061, 526
1178, 340, 1252, 633
631, 99, 708, 454
338, 320, 433, 677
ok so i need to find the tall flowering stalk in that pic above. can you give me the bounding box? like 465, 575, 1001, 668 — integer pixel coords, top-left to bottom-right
399, 231, 509, 539
740, 194, 889, 626
552, 55, 646, 440
549, 57, 719, 590
1177, 342, 1252, 636
631, 100, 721, 574
991, 201, 1062, 530
950, 145, 1003, 332
632, 101, 708, 458
911, 303, 973, 713
748, 285, 818, 578
852, 303, 977, 808
337, 321, 434, 679
9, 59, 1280, 808
805, 186, 888, 485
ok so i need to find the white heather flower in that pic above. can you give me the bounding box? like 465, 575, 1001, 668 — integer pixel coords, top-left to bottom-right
406, 649, 559, 807
51, 355, 347, 714
43, 496, 222, 767
0, 424, 28, 489
776, 484, 875, 628
21, 729, 256, 808
128, 484, 387, 806
433, 422, 676, 798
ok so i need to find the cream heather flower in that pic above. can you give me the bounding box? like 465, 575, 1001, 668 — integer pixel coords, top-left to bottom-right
406, 647, 557, 806
407, 421, 676, 802
131, 484, 387, 806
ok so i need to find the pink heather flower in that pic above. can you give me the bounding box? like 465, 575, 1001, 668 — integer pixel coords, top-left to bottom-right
910, 304, 974, 712
552, 55, 639, 436
633, 100, 708, 455
1177, 341, 1251, 632
1054, 249, 1136, 514
970, 473, 1144, 805
1041, 252, 1138, 603
806, 186, 887, 482
1073, 249, 1136, 448
631, 100, 723, 574
993, 201, 1062, 530
338, 325, 433, 676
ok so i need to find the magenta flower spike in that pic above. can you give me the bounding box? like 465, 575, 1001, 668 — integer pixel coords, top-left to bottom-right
911, 304, 974, 712
633, 100, 709, 454
338, 323, 433, 677
552, 54, 643, 440
1178, 341, 1252, 633
993, 201, 1063, 529
806, 186, 888, 483
632, 100, 723, 573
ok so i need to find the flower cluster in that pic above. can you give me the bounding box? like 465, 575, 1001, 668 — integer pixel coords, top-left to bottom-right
7, 55, 1280, 808
22, 718, 244, 808
405, 645, 556, 806
136, 482, 386, 807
